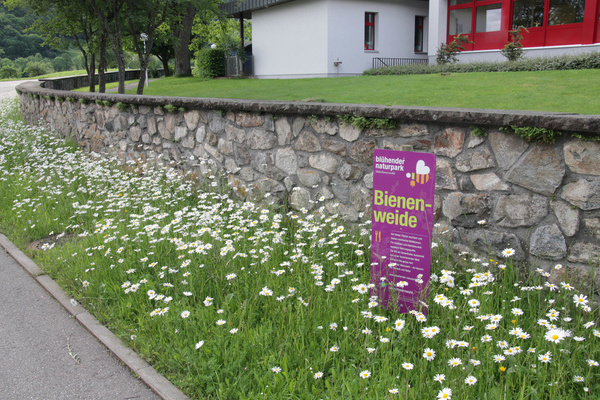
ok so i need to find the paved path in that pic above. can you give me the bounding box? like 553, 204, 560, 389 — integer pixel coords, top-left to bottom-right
0, 240, 164, 400
0, 80, 35, 100
0, 83, 190, 399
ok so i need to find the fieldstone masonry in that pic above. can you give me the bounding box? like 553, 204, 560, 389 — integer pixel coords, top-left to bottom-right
16, 80, 600, 295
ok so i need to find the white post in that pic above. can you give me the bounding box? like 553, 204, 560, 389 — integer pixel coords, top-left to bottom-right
141, 33, 149, 87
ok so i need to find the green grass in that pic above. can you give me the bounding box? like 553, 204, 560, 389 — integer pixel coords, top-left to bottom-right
73, 79, 139, 92
1, 98, 599, 399
127, 69, 600, 114
0, 69, 120, 82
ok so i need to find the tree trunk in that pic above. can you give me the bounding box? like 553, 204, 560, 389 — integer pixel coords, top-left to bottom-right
98, 33, 107, 93
113, 17, 126, 94
173, 4, 196, 76
87, 0, 126, 93
159, 56, 171, 76
88, 53, 96, 92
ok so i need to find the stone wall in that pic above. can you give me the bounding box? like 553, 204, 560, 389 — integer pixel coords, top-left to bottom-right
16, 80, 600, 285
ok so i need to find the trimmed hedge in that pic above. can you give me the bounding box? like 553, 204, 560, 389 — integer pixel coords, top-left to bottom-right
195, 48, 226, 79
364, 52, 600, 76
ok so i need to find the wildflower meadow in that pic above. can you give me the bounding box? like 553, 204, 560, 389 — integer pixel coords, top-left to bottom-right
0, 99, 598, 399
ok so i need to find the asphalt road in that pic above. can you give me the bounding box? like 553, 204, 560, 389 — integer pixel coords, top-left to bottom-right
0, 79, 35, 100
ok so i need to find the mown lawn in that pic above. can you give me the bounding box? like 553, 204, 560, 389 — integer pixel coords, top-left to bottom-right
127, 69, 600, 114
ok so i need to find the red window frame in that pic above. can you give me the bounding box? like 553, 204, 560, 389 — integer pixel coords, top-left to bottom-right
365, 12, 376, 50
447, 0, 600, 50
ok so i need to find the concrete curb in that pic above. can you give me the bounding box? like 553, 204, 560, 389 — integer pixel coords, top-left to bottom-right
0, 233, 190, 400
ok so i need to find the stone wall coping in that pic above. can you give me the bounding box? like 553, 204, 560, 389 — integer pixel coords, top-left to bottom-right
17, 80, 600, 134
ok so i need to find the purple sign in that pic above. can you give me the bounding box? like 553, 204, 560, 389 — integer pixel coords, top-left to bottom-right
371, 149, 436, 314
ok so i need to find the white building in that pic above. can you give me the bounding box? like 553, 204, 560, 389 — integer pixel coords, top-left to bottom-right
222, 0, 429, 78
222, 0, 600, 78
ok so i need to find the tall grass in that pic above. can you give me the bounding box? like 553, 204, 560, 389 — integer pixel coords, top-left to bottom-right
0, 98, 598, 399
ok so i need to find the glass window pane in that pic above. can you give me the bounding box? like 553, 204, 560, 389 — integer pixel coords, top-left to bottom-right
415, 16, 424, 52
448, 8, 472, 35
476, 4, 502, 32
450, 0, 472, 5
512, 0, 545, 27
365, 13, 376, 50
548, 0, 585, 25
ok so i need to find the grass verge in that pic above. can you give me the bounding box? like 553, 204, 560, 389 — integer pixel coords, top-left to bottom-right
0, 98, 598, 399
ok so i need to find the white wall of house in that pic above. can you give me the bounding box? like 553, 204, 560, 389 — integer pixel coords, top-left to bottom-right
327, 0, 429, 76
252, 0, 429, 78
252, 0, 329, 78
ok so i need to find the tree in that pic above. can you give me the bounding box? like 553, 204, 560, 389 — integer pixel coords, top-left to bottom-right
151, 23, 175, 77
86, 0, 128, 93
6, 0, 103, 92
123, 0, 169, 94
167, 0, 221, 76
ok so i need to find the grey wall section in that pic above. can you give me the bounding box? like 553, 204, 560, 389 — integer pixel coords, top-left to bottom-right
16, 79, 600, 295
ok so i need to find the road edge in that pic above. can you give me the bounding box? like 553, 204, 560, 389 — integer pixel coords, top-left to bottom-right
0, 233, 190, 400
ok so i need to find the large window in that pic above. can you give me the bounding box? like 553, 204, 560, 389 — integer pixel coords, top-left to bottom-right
512, 0, 545, 27
448, 8, 472, 35
448, 0, 596, 50
548, 0, 586, 25
476, 4, 502, 32
365, 12, 376, 50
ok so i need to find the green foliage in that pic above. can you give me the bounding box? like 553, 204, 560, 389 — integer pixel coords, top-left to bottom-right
115, 102, 129, 112
194, 48, 225, 79
365, 52, 600, 76
0, 65, 19, 79
23, 60, 49, 77
500, 126, 564, 144
338, 115, 397, 130
470, 126, 487, 137
501, 27, 528, 62
163, 104, 178, 113
571, 132, 600, 142
78, 98, 88, 105
0, 3, 60, 60
436, 34, 472, 64
66, 97, 75, 103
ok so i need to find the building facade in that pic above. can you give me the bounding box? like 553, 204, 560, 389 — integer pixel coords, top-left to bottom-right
222, 0, 600, 77
429, 0, 600, 62
222, 0, 429, 78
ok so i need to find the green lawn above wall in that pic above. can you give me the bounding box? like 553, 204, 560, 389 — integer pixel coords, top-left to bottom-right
124, 69, 600, 115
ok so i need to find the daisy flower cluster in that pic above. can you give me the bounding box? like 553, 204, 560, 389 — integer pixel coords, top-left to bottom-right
0, 99, 598, 399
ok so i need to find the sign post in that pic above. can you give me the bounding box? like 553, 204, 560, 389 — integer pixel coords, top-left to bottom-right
370, 149, 436, 313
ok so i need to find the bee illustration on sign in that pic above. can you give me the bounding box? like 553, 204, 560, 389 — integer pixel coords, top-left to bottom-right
407, 160, 431, 187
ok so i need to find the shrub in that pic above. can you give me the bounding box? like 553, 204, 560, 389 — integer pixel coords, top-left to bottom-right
0, 66, 19, 79
436, 34, 472, 64
364, 52, 600, 76
194, 48, 226, 79
23, 61, 49, 78
501, 27, 527, 62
